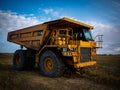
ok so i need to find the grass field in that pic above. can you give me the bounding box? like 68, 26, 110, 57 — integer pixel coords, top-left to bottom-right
0, 53, 120, 90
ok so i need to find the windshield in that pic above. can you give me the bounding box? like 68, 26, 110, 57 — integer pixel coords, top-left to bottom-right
71, 28, 93, 41
83, 29, 93, 40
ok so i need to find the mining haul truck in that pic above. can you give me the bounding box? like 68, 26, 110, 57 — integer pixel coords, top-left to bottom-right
7, 17, 102, 77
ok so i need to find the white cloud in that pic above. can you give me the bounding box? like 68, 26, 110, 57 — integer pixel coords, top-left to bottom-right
44, 8, 53, 14
85, 21, 111, 35
114, 47, 120, 52
0, 10, 40, 34
43, 8, 59, 17
85, 20, 120, 54
0, 9, 120, 54
0, 10, 41, 52
86, 21, 111, 29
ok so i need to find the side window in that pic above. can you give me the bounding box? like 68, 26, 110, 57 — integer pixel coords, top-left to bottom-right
38, 30, 43, 36
59, 30, 66, 35
79, 33, 83, 38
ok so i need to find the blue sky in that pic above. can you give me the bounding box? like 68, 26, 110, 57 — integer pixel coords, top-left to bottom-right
0, 0, 120, 54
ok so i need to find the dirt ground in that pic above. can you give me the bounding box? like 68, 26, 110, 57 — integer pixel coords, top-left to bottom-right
0, 53, 120, 90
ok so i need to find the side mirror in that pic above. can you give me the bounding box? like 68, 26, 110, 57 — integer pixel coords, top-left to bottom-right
94, 35, 103, 48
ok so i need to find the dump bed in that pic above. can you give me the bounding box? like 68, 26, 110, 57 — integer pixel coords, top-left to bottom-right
7, 17, 93, 50
7, 24, 49, 50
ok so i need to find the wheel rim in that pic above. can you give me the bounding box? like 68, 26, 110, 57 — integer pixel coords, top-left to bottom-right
44, 58, 54, 72
16, 56, 21, 65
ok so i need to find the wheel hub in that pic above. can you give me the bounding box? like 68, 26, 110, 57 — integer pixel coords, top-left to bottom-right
16, 56, 21, 65
44, 58, 54, 72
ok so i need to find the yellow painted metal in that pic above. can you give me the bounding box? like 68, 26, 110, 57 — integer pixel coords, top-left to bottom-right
73, 57, 78, 63
7, 17, 93, 50
44, 58, 54, 72
44, 17, 93, 29
62, 52, 72, 56
62, 17, 93, 29
70, 40, 96, 48
68, 45, 77, 49
74, 61, 96, 68
8, 17, 97, 70
7, 24, 48, 50
72, 52, 78, 62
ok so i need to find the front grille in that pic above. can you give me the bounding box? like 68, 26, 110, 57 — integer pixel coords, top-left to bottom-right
80, 48, 91, 62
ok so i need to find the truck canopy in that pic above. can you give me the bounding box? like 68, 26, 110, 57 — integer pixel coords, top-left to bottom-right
44, 17, 93, 29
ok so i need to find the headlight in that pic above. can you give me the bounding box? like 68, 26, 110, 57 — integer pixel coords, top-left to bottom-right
58, 37, 61, 40
69, 48, 76, 51
62, 48, 68, 52
62, 38, 65, 41
62, 47, 76, 52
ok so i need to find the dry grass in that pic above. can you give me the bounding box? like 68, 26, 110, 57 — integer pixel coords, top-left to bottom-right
0, 53, 50, 90
0, 53, 120, 90
80, 55, 120, 87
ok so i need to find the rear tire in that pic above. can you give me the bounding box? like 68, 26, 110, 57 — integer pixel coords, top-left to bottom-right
13, 49, 35, 70
13, 50, 26, 70
25, 50, 35, 70
39, 50, 64, 77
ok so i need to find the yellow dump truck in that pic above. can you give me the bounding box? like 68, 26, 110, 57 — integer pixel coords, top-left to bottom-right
7, 17, 102, 77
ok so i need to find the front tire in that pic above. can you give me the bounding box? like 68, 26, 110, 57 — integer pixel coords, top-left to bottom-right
39, 50, 64, 77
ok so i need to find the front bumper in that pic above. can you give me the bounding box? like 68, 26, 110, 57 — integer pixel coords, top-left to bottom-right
74, 61, 96, 68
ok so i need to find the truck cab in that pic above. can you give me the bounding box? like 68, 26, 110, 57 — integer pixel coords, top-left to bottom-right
49, 27, 96, 69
